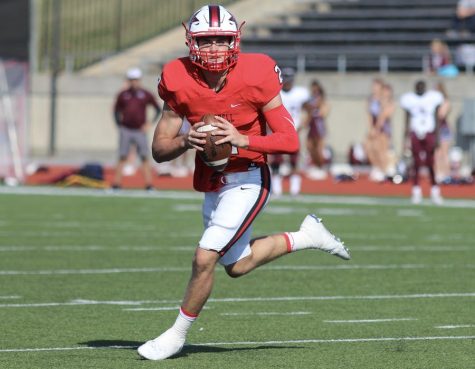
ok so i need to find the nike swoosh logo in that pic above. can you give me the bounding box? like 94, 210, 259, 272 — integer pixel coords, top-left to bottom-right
231, 103, 241, 108
240, 187, 251, 190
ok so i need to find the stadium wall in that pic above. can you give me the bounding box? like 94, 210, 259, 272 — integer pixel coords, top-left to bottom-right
29, 72, 474, 163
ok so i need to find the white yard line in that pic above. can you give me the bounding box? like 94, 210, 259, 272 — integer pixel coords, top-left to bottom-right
123, 306, 181, 311
434, 324, 475, 329
1, 292, 474, 309
324, 318, 417, 323
0, 245, 471, 253
353, 246, 473, 252
0, 267, 189, 275
221, 311, 312, 316
0, 245, 196, 252
1, 335, 474, 353
0, 263, 470, 276
1, 186, 474, 208
0, 295, 21, 299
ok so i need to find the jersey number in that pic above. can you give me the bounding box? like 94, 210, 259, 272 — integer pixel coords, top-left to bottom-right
274, 65, 283, 84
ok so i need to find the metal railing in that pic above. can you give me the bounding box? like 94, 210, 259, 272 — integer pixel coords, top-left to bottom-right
36, 0, 237, 71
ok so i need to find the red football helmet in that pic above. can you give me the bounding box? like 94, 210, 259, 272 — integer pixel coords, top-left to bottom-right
184, 5, 244, 72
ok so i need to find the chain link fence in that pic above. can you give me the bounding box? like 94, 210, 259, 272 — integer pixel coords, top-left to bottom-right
36, 0, 237, 71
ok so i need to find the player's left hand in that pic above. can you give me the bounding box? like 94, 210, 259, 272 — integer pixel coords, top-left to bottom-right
211, 116, 249, 148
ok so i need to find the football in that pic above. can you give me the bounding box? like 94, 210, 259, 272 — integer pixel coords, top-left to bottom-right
197, 114, 232, 172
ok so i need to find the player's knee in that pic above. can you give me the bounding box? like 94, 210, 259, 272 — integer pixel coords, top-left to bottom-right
192, 249, 217, 276
224, 264, 246, 278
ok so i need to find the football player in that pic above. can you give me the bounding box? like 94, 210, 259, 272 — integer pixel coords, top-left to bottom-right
269, 67, 310, 196
137, 5, 350, 361
400, 80, 444, 204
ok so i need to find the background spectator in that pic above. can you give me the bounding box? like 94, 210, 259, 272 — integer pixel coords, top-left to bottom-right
400, 80, 444, 205
447, 0, 475, 37
305, 79, 330, 180
270, 67, 310, 196
112, 67, 161, 190
429, 39, 451, 71
434, 81, 453, 183
428, 39, 459, 77
364, 79, 395, 181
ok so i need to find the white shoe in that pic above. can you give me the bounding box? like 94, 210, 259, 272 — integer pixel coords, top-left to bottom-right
122, 164, 136, 176
137, 328, 185, 361
307, 166, 328, 180
411, 186, 422, 204
369, 168, 385, 182
300, 214, 350, 260
430, 186, 443, 205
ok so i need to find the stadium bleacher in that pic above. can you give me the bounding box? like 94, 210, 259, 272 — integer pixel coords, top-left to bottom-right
242, 0, 472, 72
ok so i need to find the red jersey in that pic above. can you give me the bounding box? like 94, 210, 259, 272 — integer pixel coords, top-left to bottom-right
158, 53, 285, 191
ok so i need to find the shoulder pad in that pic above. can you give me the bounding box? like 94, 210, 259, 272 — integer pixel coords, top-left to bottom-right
160, 58, 190, 92
239, 54, 278, 87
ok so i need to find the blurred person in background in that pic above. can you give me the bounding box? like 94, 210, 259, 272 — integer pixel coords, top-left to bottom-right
428, 39, 459, 77
304, 79, 330, 180
400, 80, 444, 205
112, 67, 161, 190
434, 82, 453, 183
364, 79, 395, 181
428, 39, 451, 72
447, 0, 475, 37
269, 67, 310, 196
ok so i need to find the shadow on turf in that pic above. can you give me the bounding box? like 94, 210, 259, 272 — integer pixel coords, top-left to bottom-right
81, 340, 301, 359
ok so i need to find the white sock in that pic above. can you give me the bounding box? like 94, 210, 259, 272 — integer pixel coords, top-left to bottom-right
289, 174, 301, 196
171, 307, 197, 339
431, 185, 440, 196
272, 175, 283, 196
285, 231, 312, 252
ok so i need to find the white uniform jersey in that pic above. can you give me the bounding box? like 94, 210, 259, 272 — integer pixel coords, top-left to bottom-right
280, 86, 310, 129
400, 90, 443, 139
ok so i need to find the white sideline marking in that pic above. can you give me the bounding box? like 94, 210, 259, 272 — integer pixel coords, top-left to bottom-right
198, 335, 475, 346
434, 325, 475, 329
0, 245, 196, 252
0, 245, 472, 253
0, 292, 474, 309
221, 311, 312, 316
0, 230, 201, 238
324, 318, 416, 323
0, 263, 470, 276
1, 336, 474, 353
396, 209, 424, 217
124, 306, 180, 311
0, 267, 189, 275
1, 186, 475, 208
0, 296, 21, 299
354, 246, 473, 252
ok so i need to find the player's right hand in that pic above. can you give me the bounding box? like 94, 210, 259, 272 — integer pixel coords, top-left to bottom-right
186, 122, 207, 151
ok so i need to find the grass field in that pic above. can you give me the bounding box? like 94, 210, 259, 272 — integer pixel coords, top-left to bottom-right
0, 188, 474, 369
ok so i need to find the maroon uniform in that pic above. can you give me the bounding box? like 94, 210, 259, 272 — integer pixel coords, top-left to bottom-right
114, 87, 159, 129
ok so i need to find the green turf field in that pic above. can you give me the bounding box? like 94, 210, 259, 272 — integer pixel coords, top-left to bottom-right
0, 189, 474, 369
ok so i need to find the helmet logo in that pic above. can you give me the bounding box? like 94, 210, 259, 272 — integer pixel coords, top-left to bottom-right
208, 5, 221, 27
